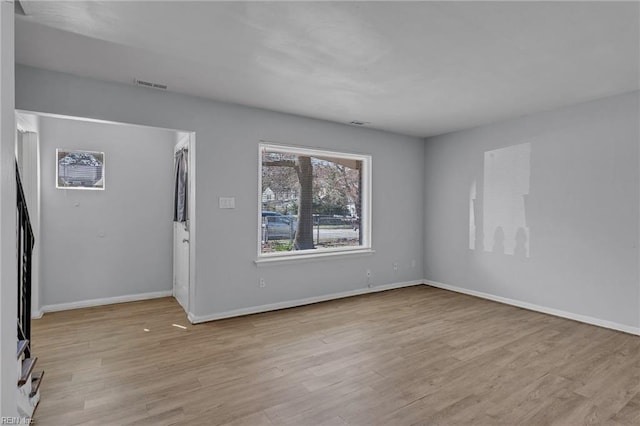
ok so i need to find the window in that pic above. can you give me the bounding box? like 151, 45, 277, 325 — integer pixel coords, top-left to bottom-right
259, 143, 371, 258
56, 149, 105, 190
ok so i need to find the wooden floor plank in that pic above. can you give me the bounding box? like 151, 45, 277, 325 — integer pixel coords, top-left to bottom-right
31, 286, 639, 425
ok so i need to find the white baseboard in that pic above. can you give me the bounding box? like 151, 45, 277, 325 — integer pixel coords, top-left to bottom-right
424, 280, 640, 336
37, 290, 173, 316
189, 280, 423, 324
34, 280, 636, 336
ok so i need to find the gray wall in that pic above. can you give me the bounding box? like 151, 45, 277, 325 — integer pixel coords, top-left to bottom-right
16, 65, 425, 317
38, 116, 176, 306
0, 2, 17, 416
424, 91, 640, 330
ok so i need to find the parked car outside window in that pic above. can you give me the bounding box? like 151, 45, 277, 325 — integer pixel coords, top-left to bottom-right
261, 211, 297, 240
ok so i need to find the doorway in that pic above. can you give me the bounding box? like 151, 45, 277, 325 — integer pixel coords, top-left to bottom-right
15, 110, 196, 319
173, 132, 192, 312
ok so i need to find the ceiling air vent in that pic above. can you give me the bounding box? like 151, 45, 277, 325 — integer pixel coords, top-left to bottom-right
134, 78, 168, 91
350, 120, 370, 126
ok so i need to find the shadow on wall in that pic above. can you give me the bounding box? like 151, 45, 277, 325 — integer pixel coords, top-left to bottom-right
470, 142, 531, 259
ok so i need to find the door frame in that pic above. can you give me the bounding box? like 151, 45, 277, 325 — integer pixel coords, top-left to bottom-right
186, 131, 197, 322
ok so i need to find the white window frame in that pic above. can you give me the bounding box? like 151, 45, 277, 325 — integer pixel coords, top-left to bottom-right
257, 142, 372, 261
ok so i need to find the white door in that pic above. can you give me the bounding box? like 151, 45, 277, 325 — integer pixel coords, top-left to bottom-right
173, 134, 190, 311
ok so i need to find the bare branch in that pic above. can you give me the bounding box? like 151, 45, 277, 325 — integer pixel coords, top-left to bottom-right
263, 160, 297, 168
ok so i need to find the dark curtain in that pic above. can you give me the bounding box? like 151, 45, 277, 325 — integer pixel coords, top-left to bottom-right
173, 149, 188, 222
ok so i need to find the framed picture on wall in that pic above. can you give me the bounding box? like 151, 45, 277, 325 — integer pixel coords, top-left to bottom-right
56, 149, 105, 190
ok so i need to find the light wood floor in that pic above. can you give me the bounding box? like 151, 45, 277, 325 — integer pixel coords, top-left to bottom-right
32, 286, 639, 426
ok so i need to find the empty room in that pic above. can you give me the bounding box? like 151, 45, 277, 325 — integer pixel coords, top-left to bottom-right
0, 1, 639, 425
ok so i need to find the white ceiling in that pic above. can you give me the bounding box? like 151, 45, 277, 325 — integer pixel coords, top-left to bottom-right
14, 1, 640, 138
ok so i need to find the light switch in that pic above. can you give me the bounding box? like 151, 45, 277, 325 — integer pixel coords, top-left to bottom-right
219, 197, 235, 209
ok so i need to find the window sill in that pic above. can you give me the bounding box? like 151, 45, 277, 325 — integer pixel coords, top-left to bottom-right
255, 248, 375, 266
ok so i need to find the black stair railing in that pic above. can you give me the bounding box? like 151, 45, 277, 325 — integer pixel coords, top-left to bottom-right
16, 162, 34, 358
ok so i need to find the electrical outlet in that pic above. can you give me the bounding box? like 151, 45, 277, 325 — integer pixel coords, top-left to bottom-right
411, 259, 416, 268
366, 269, 372, 277
259, 278, 266, 288
393, 263, 398, 271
